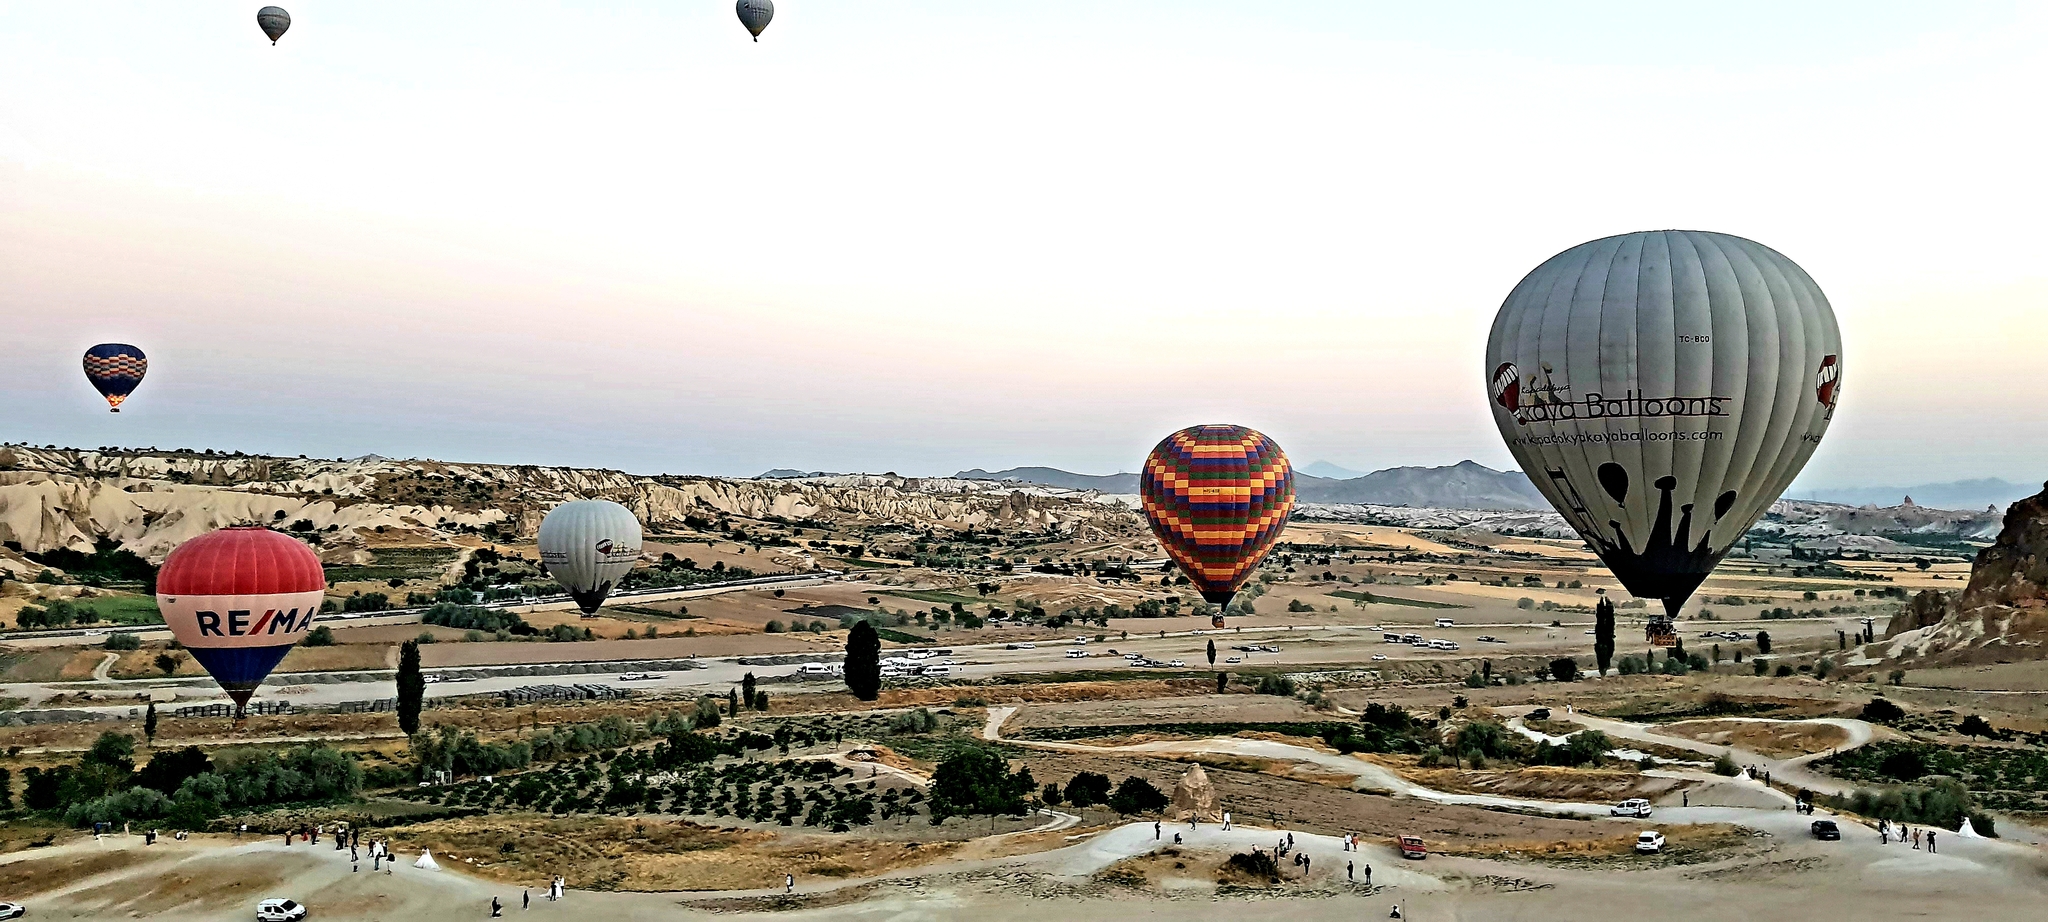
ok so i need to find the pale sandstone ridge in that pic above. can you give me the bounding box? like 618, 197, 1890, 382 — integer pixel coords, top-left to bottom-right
1885, 481, 2048, 662
1171, 764, 1222, 822
0, 445, 1141, 562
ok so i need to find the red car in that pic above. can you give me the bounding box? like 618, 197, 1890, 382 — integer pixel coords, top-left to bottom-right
1396, 835, 1427, 859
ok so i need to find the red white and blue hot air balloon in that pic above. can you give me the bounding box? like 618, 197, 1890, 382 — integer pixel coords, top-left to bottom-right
156, 527, 326, 717
83, 343, 148, 412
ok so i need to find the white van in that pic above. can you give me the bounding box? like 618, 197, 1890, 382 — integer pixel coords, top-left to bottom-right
1005, 642, 1036, 650
798, 663, 833, 676
1434, 618, 1456, 628
920, 664, 953, 676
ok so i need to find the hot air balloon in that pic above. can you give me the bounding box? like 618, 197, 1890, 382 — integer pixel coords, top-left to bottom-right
1485, 230, 1842, 628
82, 343, 148, 413
538, 500, 643, 616
1139, 425, 1295, 628
156, 527, 326, 718
257, 6, 291, 44
736, 0, 773, 41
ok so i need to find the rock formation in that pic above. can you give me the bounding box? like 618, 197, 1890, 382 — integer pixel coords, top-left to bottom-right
1885, 482, 2048, 662
1171, 764, 1221, 822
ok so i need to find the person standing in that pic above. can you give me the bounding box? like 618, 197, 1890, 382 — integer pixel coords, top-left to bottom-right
1927, 830, 1936, 854
1913, 828, 1922, 850
1222, 812, 1231, 831
1154, 822, 1161, 840
1347, 860, 1354, 881
491, 896, 503, 918
1302, 853, 1311, 874
785, 874, 794, 894
523, 890, 530, 911
1683, 791, 1689, 808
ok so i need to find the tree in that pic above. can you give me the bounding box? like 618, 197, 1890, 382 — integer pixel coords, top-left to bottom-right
1755, 630, 1772, 655
1860, 697, 1905, 723
1041, 781, 1064, 806
742, 672, 757, 707
153, 653, 180, 676
1958, 715, 1996, 739
302, 625, 336, 646
1206, 638, 1216, 667
844, 621, 881, 701
397, 640, 425, 735
1548, 657, 1580, 683
143, 702, 158, 746
1593, 596, 1615, 676
928, 744, 1028, 822
1063, 771, 1112, 806
1107, 776, 1169, 816
1216, 671, 1228, 694
727, 688, 741, 715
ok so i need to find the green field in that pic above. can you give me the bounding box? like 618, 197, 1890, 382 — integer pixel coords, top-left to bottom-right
1328, 589, 1467, 610
86, 594, 163, 624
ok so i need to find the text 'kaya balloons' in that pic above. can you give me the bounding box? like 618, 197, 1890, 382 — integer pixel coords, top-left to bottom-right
257, 6, 291, 44
736, 0, 773, 41
1485, 230, 1842, 618
83, 343, 148, 412
538, 500, 643, 615
1140, 425, 1295, 625
156, 527, 326, 716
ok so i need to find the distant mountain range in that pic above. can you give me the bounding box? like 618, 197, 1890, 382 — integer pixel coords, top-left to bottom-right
954, 460, 1549, 511
1788, 478, 2040, 513
1300, 460, 1365, 479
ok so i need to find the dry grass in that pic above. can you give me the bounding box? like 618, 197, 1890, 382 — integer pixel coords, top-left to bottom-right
1380, 759, 1680, 802
1657, 719, 1849, 758
1435, 823, 1751, 865
383, 815, 958, 891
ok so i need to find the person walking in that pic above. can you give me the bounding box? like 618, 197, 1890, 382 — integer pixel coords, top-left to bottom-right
1347, 860, 1354, 881
1222, 811, 1231, 831
523, 890, 530, 911
1301, 853, 1311, 874
1913, 828, 1922, 850
1154, 822, 1161, 841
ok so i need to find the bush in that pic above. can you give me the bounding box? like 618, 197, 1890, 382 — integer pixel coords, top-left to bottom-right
1223, 849, 1280, 883
1860, 697, 1905, 723
1548, 657, 1580, 682
1775, 665, 1794, 677
1713, 752, 1740, 776
102, 632, 141, 651
1516, 597, 1535, 609
1753, 658, 1769, 676
301, 625, 336, 646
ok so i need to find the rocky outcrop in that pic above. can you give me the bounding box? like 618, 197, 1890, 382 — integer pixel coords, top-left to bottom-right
1884, 589, 1950, 639
0, 444, 1142, 562
1171, 764, 1222, 822
1886, 483, 2048, 661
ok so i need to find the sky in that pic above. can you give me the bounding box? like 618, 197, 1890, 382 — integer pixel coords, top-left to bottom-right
2, 2, 2045, 488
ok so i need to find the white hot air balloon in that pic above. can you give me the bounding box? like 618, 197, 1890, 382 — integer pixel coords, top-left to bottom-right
256, 6, 291, 44
537, 500, 644, 615
1486, 230, 1842, 622
736, 0, 774, 41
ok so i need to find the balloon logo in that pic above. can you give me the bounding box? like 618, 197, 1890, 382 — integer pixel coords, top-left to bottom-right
156, 527, 325, 718
257, 6, 291, 44
1815, 355, 1841, 411
538, 500, 643, 615
1485, 230, 1842, 618
83, 343, 148, 412
1139, 425, 1294, 623
1491, 362, 1521, 416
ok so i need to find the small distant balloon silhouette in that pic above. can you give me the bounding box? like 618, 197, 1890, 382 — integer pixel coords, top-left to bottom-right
257, 6, 291, 45
736, 0, 773, 41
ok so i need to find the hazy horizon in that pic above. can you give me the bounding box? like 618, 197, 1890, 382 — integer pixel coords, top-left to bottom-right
5, 2, 2045, 490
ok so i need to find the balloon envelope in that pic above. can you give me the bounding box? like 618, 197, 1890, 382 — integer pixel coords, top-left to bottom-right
257, 6, 290, 44
1139, 425, 1294, 610
736, 0, 773, 39
538, 500, 643, 614
156, 527, 326, 711
82, 343, 148, 412
1485, 230, 1842, 616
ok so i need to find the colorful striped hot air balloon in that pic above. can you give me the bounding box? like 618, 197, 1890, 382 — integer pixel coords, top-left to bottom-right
82, 343, 148, 412
1139, 425, 1294, 627
155, 527, 326, 718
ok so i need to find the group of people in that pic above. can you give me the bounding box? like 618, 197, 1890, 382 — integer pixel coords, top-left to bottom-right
1877, 819, 1937, 853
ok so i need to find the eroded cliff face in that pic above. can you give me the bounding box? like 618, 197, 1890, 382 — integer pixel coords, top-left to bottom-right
1885, 482, 2048, 660
0, 446, 1140, 562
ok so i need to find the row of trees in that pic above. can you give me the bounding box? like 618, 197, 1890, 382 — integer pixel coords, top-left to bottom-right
21, 732, 362, 829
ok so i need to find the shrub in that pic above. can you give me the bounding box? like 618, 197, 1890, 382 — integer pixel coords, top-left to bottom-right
1887, 669, 1907, 686
1775, 665, 1794, 677
1548, 657, 1580, 682
301, 625, 336, 647
1859, 697, 1905, 723
1223, 849, 1281, 883
102, 632, 141, 651
1713, 752, 1740, 776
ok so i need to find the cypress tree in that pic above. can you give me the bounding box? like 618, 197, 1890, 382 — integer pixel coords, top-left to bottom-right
1593, 596, 1616, 676
397, 640, 425, 735
845, 621, 881, 701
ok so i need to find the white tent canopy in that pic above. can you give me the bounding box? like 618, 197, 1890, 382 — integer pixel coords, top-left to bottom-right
415, 849, 440, 870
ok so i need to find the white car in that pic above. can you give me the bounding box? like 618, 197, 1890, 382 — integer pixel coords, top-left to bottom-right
1370, 653, 1388, 661
1611, 798, 1652, 818
1634, 831, 1666, 853
1066, 650, 1088, 658
0, 903, 23, 920
1167, 660, 1186, 667
1225, 656, 1243, 664
257, 898, 307, 921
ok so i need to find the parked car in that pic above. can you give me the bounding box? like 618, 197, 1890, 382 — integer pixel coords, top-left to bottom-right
1810, 820, 1841, 840
1167, 660, 1186, 667
1396, 835, 1427, 859
257, 898, 307, 922
1611, 798, 1653, 818
1225, 656, 1242, 663
1528, 708, 1551, 720
0, 902, 24, 919
1370, 654, 1387, 661
1635, 831, 1666, 853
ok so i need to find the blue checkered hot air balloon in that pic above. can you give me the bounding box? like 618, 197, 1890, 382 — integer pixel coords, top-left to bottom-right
83, 343, 148, 412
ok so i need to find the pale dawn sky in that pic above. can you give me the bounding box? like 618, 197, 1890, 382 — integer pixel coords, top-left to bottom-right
2, 2, 2044, 488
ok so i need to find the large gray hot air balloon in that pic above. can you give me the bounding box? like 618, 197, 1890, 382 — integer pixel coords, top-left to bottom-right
256, 6, 291, 44
1485, 230, 1842, 622
537, 500, 644, 615
736, 0, 774, 41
